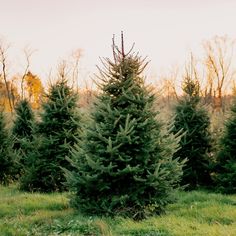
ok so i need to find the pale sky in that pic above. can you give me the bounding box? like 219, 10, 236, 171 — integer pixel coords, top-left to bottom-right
1, 0, 236, 86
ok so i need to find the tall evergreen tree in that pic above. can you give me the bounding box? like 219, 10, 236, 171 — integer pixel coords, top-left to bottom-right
65, 36, 184, 219
0, 111, 16, 185
214, 99, 236, 193
20, 78, 81, 192
172, 75, 212, 189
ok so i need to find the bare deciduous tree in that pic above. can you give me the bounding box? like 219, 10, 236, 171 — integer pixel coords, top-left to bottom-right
0, 40, 13, 112
20, 46, 35, 99
203, 36, 236, 111
57, 60, 69, 80
71, 49, 82, 91
184, 53, 200, 93
158, 65, 179, 108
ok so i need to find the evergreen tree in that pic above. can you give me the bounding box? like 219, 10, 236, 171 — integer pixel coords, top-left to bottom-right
0, 111, 16, 185
65, 36, 184, 219
214, 99, 236, 193
12, 99, 35, 140
20, 79, 81, 192
12, 99, 35, 174
172, 75, 212, 189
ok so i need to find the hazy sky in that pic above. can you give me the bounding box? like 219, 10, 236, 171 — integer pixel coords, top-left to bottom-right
1, 0, 236, 85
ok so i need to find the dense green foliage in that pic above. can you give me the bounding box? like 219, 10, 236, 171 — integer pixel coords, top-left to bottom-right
173, 76, 212, 189
12, 99, 35, 175
0, 112, 17, 185
65, 41, 184, 219
20, 79, 81, 192
214, 99, 236, 193
12, 99, 35, 140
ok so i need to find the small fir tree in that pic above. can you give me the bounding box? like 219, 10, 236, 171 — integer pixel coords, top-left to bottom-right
12, 99, 35, 172
65, 36, 184, 219
12, 99, 35, 140
214, 99, 236, 193
172, 75, 212, 189
0, 111, 16, 185
20, 78, 81, 192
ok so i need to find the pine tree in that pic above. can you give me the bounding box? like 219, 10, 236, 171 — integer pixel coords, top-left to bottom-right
214, 99, 236, 193
65, 36, 184, 219
20, 78, 81, 192
172, 75, 212, 189
0, 111, 16, 185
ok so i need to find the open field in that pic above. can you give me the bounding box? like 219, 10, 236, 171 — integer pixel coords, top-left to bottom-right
0, 185, 236, 236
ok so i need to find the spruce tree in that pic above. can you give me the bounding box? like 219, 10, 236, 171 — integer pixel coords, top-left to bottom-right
0, 111, 16, 185
12, 99, 35, 140
214, 99, 236, 193
20, 78, 81, 192
172, 75, 212, 189
65, 36, 184, 219
12, 99, 35, 174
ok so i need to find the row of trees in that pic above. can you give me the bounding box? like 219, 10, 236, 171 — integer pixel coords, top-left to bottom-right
0, 40, 85, 112
1, 36, 236, 113
0, 36, 236, 219
0, 41, 44, 111
154, 36, 236, 113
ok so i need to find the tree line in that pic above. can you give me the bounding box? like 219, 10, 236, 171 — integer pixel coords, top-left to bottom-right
0, 34, 236, 220
1, 36, 236, 113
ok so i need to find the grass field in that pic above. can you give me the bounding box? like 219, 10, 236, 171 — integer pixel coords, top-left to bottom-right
0, 185, 236, 236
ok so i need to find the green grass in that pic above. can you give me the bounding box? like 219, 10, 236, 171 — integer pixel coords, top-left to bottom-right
0, 185, 236, 235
